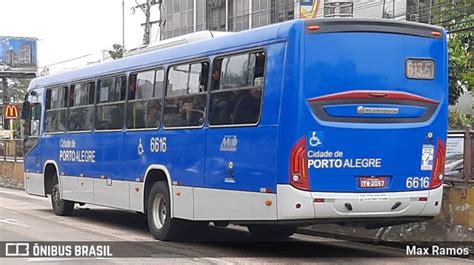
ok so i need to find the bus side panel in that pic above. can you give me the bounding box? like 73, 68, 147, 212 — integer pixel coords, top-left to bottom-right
275, 23, 302, 187
24, 140, 44, 196
41, 132, 126, 208
122, 129, 206, 188
203, 42, 287, 193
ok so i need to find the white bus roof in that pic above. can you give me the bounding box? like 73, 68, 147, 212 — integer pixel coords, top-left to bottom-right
124, 31, 234, 57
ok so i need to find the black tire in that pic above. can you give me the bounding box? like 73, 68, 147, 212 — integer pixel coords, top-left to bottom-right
248, 224, 296, 239
147, 181, 184, 241
51, 176, 74, 216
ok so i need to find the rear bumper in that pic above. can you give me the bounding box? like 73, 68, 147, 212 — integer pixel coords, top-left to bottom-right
276, 184, 443, 220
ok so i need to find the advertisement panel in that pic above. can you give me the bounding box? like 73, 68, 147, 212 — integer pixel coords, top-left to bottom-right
300, 0, 321, 18
0, 36, 38, 73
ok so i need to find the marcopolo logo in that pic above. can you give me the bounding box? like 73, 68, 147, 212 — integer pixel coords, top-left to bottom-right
356, 106, 399, 115
220, 135, 238, 152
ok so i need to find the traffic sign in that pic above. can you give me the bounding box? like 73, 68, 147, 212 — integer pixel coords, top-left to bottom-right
4, 104, 19, 119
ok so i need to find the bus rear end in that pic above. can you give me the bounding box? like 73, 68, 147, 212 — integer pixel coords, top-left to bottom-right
278, 19, 448, 227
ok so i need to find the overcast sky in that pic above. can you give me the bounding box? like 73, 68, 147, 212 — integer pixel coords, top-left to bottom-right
0, 0, 407, 72
0, 0, 156, 68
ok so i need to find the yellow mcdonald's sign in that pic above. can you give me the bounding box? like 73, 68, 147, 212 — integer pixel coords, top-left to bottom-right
4, 104, 19, 119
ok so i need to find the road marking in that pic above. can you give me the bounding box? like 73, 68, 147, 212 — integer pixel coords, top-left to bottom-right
0, 218, 30, 227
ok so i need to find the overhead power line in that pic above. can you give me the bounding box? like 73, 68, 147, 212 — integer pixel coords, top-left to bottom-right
42, 54, 93, 68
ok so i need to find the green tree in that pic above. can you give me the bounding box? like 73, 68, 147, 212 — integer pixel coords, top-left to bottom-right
9, 78, 31, 103
431, 0, 473, 105
108, 43, 125, 60
449, 109, 474, 129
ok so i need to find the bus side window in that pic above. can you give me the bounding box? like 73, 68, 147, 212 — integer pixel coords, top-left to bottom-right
24, 103, 41, 137
209, 51, 265, 126
44, 86, 68, 133
126, 69, 163, 129
95, 76, 126, 130
68, 81, 95, 131
163, 61, 208, 128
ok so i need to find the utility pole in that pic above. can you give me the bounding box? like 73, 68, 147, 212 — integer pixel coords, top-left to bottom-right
381, 0, 387, 18
392, 0, 395, 19
132, 0, 162, 45
1, 78, 8, 131
122, 0, 125, 50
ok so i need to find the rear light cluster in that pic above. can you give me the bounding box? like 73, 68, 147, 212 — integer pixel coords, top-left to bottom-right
430, 138, 446, 189
290, 136, 310, 191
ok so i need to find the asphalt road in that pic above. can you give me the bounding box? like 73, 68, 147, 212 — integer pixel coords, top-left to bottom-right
0, 187, 470, 264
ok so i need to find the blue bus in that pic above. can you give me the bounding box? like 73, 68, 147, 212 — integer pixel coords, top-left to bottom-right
22, 19, 448, 240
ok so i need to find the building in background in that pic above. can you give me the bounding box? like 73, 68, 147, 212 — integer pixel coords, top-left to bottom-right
160, 0, 295, 39
406, 0, 435, 23
322, 1, 354, 18
159, 0, 413, 40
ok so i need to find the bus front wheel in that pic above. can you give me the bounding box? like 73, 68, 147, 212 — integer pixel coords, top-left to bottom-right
247, 224, 296, 239
51, 178, 74, 216
147, 181, 183, 241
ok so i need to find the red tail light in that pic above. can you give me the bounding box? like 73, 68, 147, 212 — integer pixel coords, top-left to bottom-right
290, 136, 310, 191
307, 25, 320, 31
431, 138, 446, 189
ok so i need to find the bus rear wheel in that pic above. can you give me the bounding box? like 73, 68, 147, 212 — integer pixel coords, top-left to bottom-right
147, 181, 183, 241
51, 177, 74, 216
247, 224, 296, 239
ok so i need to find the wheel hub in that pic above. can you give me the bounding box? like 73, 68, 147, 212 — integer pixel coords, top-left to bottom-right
152, 194, 166, 229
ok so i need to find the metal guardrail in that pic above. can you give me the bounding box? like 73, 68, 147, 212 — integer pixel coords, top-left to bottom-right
0, 139, 24, 162
444, 125, 473, 186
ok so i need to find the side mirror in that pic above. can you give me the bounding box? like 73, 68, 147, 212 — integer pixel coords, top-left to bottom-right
21, 101, 30, 120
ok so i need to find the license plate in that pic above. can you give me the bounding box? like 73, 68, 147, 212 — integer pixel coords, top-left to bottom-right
359, 177, 387, 188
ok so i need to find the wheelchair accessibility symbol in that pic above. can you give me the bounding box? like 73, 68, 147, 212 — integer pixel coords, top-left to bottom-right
309, 131, 323, 147
138, 139, 145, 155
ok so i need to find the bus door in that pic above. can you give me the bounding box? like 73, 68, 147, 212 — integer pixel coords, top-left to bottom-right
23, 89, 44, 196
91, 76, 127, 209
